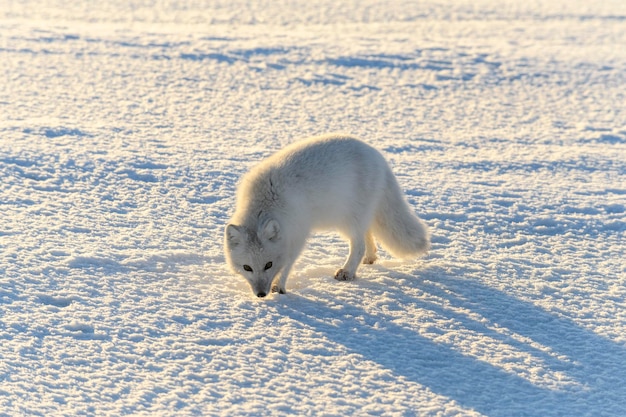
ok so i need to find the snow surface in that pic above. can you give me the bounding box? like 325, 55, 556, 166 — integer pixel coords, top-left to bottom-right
1, 0, 625, 415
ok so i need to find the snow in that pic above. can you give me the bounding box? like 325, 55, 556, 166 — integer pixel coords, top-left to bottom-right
1, 0, 625, 415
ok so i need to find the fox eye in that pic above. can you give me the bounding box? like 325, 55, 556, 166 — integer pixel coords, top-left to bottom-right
264, 262, 273, 270
243, 265, 253, 272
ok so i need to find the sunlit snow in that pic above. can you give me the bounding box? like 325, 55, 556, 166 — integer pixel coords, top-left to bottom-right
1, 0, 625, 416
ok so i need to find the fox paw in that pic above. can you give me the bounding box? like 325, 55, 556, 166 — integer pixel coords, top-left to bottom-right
362, 254, 377, 265
334, 269, 355, 281
271, 285, 286, 294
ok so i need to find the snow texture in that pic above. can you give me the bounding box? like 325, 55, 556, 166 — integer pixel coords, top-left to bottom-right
1, 0, 625, 416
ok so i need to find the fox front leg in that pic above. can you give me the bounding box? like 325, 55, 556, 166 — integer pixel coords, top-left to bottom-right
271, 257, 296, 294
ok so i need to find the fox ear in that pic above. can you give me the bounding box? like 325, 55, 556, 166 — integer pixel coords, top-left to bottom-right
261, 219, 280, 242
225, 224, 243, 248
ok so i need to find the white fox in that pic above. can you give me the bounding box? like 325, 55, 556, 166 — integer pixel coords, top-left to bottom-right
224, 134, 430, 297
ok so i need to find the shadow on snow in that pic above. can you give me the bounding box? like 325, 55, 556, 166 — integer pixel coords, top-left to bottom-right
275, 267, 626, 416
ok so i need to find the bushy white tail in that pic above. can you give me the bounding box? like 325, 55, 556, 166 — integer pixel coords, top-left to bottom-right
372, 170, 430, 258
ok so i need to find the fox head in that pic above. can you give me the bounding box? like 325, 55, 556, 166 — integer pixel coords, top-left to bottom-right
224, 219, 284, 298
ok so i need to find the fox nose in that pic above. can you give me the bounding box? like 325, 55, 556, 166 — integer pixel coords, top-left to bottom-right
257, 291, 267, 298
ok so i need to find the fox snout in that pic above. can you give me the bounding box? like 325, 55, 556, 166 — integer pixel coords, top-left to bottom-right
251, 279, 273, 298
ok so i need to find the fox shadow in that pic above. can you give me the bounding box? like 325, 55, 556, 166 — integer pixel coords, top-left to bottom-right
274, 266, 626, 416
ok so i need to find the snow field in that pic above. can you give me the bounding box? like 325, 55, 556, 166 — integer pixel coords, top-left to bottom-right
1, 0, 625, 415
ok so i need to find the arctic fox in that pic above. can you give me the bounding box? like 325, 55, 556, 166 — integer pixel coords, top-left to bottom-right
224, 134, 430, 297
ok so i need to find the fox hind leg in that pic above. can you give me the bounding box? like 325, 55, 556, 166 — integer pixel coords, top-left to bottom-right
335, 234, 366, 281
363, 230, 377, 265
